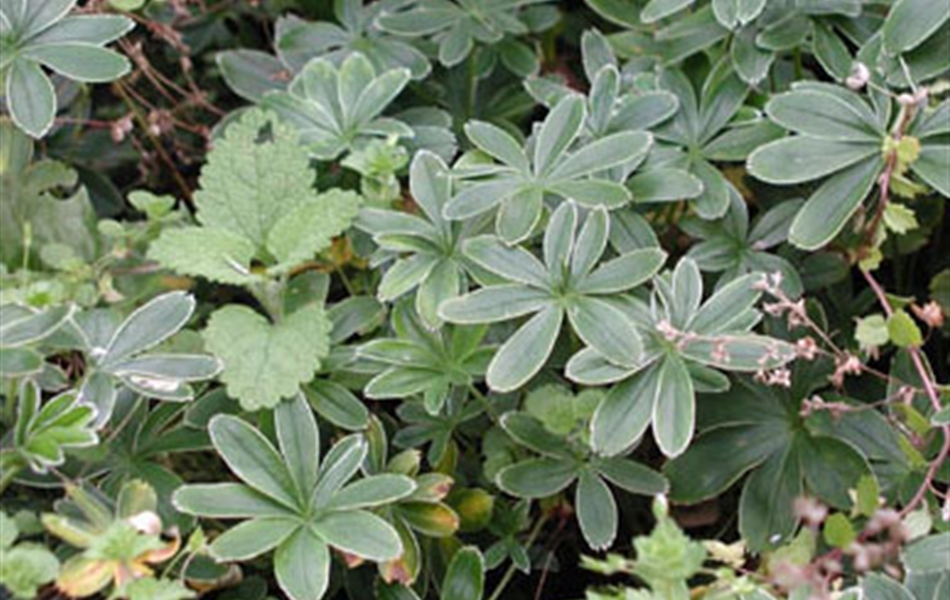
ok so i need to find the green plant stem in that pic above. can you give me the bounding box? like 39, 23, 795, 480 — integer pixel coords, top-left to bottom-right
336, 265, 357, 297
487, 513, 550, 600
0, 454, 22, 494
468, 384, 500, 425
466, 53, 479, 122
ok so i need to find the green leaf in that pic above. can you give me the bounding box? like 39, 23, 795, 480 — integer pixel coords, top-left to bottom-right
521, 387, 603, 439
590, 364, 660, 456
304, 379, 368, 431
689, 158, 732, 219
486, 304, 562, 392
666, 422, 786, 503
652, 355, 695, 458
544, 201, 578, 275
311, 510, 403, 561
823, 513, 857, 549
497, 186, 544, 244
210, 517, 299, 561
102, 292, 195, 365
630, 497, 707, 589
147, 227, 259, 286
267, 190, 361, 266
275, 394, 320, 500
443, 178, 519, 221
932, 406, 950, 427
378, 255, 440, 302
912, 144, 950, 197
568, 297, 643, 367
887, 310, 923, 347
496, 458, 578, 498
0, 512, 18, 547
502, 410, 576, 458
883, 202, 919, 234
550, 131, 653, 181
788, 156, 884, 250
5, 59, 56, 139
578, 248, 667, 294
119, 578, 195, 600
263, 55, 412, 160
21, 44, 130, 82
313, 434, 368, 505
670, 257, 702, 328
903, 534, 950, 573
173, 484, 291, 519
196, 110, 316, 246
576, 469, 617, 550
571, 206, 609, 279
14, 384, 98, 472
593, 457, 669, 496
747, 137, 879, 184
855, 314, 889, 350
439, 285, 551, 324
441, 546, 485, 600
731, 28, 773, 85
0, 543, 59, 599
208, 415, 300, 510
274, 528, 330, 600
712, 0, 766, 29
628, 168, 704, 203
535, 96, 585, 175
464, 121, 530, 173
0, 305, 73, 348
883, 0, 950, 54
739, 440, 803, 551
203, 304, 331, 410
765, 90, 881, 142
463, 236, 549, 287
855, 474, 880, 517
641, 0, 696, 23
813, 21, 853, 80
862, 573, 915, 600
326, 474, 416, 511
688, 273, 761, 334
216, 50, 286, 102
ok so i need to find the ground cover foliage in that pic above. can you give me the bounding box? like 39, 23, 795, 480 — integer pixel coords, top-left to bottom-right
0, 0, 949, 599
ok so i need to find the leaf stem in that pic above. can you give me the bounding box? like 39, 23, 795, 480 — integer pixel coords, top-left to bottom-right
486, 512, 550, 600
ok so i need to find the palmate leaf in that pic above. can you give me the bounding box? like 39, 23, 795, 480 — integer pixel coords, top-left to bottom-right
441, 202, 662, 392
0, 0, 133, 138
262, 53, 412, 161
445, 96, 652, 244
377, 0, 554, 68
665, 377, 877, 551
747, 82, 949, 249
12, 381, 98, 473
66, 293, 221, 423
575, 263, 796, 458
649, 61, 764, 220
275, 7, 430, 78
357, 151, 476, 329
682, 190, 804, 297
174, 395, 413, 600
496, 410, 667, 550
361, 303, 492, 414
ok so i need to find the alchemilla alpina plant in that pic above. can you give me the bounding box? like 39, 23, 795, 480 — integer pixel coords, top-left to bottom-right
1, 1, 948, 599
